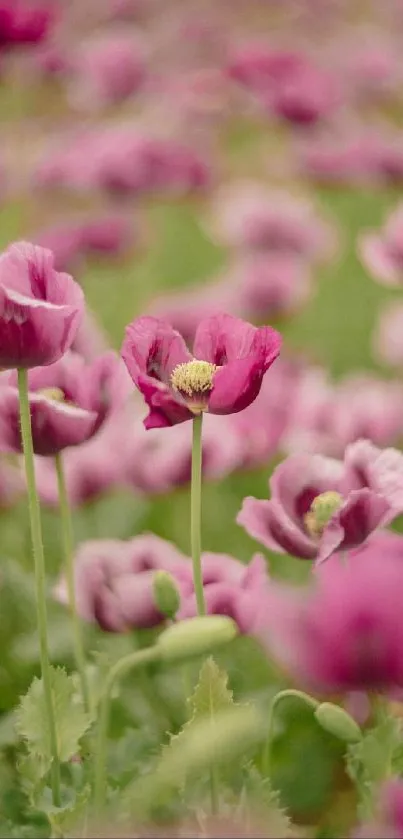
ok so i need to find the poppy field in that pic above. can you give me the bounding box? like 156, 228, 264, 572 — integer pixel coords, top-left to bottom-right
1, 1, 403, 837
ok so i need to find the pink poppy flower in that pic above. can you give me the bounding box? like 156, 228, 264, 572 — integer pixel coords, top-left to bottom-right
261, 535, 403, 693
359, 203, 403, 287
34, 408, 129, 507
0, 351, 124, 456
179, 552, 271, 635
54, 534, 192, 631
0, 0, 56, 48
373, 302, 403, 368
33, 222, 83, 272
331, 375, 403, 452
285, 369, 403, 457
121, 313, 281, 430
207, 181, 336, 262
0, 241, 84, 369
227, 43, 338, 126
237, 440, 403, 563
229, 253, 312, 320
68, 31, 146, 111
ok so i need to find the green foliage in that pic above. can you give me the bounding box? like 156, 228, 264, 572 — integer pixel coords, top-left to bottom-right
346, 716, 402, 819
16, 667, 91, 766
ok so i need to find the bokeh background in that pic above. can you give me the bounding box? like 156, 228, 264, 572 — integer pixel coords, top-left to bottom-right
2, 0, 403, 834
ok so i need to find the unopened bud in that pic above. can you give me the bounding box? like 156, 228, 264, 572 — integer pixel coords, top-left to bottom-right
153, 571, 181, 620
157, 615, 238, 662
314, 702, 362, 743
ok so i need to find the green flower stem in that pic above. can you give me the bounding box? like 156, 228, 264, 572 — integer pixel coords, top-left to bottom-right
17, 368, 61, 807
93, 646, 160, 810
262, 689, 319, 777
191, 413, 205, 616
191, 414, 219, 813
55, 451, 90, 714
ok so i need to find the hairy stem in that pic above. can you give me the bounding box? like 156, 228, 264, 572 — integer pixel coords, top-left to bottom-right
18, 368, 61, 806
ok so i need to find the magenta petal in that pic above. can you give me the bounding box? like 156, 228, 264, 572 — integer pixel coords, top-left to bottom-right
137, 375, 193, 429
237, 496, 317, 559
0, 387, 98, 456
207, 354, 272, 414
317, 489, 391, 563
0, 242, 84, 369
194, 313, 261, 363
193, 312, 281, 366
121, 315, 192, 385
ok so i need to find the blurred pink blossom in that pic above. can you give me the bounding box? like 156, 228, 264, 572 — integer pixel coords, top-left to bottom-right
373, 302, 403, 367
147, 279, 237, 346
207, 181, 336, 262
35, 406, 130, 507
227, 43, 339, 125
297, 127, 403, 185
124, 411, 242, 494
0, 0, 56, 48
227, 357, 302, 470
35, 126, 212, 198
54, 534, 191, 631
285, 370, 403, 456
34, 212, 135, 270
68, 31, 146, 111
260, 532, 403, 693
0, 351, 125, 456
359, 203, 403, 287
228, 253, 312, 319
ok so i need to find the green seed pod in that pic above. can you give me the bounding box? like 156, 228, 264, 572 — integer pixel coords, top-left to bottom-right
153, 570, 181, 619
314, 702, 362, 743
157, 615, 238, 662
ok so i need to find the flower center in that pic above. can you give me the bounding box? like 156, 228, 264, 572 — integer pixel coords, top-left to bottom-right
304, 491, 343, 539
38, 387, 65, 402
170, 359, 218, 411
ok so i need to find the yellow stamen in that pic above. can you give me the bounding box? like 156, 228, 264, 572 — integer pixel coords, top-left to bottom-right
305, 490, 343, 538
171, 359, 218, 398
38, 387, 65, 402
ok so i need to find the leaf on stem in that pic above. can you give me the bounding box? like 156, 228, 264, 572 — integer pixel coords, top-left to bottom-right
16, 666, 91, 764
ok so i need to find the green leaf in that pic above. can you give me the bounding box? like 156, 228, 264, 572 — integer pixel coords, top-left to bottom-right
164, 657, 236, 777
238, 764, 293, 837
37, 785, 91, 835
16, 667, 91, 764
346, 716, 401, 819
188, 657, 234, 719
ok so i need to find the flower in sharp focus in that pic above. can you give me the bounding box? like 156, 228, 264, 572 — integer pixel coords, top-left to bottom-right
261, 539, 403, 694
358, 203, 403, 286
237, 440, 403, 563
0, 241, 84, 369
121, 313, 281, 429
0, 350, 125, 456
54, 534, 192, 632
